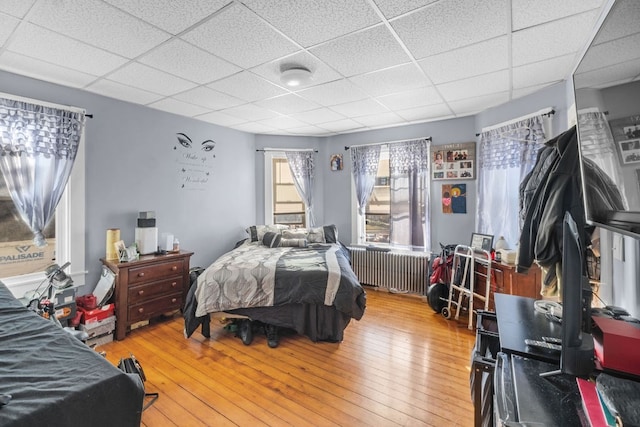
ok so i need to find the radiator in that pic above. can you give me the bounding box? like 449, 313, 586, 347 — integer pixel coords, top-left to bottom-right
349, 247, 430, 294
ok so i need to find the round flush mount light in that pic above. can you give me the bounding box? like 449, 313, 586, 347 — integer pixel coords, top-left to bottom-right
280, 66, 313, 88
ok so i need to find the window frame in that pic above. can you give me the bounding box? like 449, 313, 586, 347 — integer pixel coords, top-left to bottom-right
1, 138, 86, 298
264, 151, 308, 228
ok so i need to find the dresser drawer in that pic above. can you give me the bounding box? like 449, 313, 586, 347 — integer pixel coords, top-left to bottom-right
128, 259, 185, 285
128, 293, 183, 323
128, 277, 183, 305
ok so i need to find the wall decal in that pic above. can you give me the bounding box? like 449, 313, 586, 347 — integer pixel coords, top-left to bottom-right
173, 132, 216, 191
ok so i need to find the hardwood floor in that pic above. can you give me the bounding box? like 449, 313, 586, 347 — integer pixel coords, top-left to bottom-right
99, 288, 477, 426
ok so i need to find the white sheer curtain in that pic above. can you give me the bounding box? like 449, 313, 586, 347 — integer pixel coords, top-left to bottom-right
476, 115, 546, 248
389, 139, 430, 250
349, 145, 381, 215
577, 110, 629, 209
0, 95, 85, 246
285, 150, 316, 227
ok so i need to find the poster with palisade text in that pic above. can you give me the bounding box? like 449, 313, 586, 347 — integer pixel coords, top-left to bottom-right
431, 141, 475, 180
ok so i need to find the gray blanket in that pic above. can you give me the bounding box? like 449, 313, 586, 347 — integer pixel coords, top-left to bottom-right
194, 241, 365, 320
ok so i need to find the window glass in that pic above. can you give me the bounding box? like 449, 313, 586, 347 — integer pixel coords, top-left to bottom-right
365, 152, 390, 243
272, 158, 306, 229
0, 179, 56, 278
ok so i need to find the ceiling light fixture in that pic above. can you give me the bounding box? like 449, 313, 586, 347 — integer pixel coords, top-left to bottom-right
280, 66, 313, 88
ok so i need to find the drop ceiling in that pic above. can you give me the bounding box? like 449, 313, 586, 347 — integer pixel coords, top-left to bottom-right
0, 0, 608, 136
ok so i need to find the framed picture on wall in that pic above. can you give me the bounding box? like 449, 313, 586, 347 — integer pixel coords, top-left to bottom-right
432, 142, 476, 180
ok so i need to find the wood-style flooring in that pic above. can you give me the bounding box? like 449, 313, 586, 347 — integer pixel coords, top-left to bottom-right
99, 288, 477, 426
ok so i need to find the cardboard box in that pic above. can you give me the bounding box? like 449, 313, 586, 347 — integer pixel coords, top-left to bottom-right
86, 331, 114, 349
592, 316, 640, 377
80, 315, 115, 339
80, 303, 115, 324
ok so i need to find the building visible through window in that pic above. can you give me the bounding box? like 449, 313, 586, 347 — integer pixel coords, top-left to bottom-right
272, 158, 306, 229
365, 151, 390, 243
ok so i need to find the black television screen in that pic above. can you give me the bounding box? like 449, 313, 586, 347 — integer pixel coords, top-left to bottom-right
573, 0, 640, 238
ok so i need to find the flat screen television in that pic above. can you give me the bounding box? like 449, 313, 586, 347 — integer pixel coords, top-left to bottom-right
573, 0, 640, 238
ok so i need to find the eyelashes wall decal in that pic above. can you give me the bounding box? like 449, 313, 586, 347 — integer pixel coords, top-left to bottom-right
175, 133, 216, 155
174, 132, 216, 191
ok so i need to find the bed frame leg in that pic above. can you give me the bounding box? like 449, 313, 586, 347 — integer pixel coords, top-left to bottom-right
201, 314, 211, 338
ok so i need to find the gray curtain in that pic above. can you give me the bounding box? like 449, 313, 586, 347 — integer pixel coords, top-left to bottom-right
389, 139, 430, 250
349, 145, 381, 215
0, 96, 85, 247
476, 115, 546, 248
285, 150, 316, 227
577, 110, 628, 209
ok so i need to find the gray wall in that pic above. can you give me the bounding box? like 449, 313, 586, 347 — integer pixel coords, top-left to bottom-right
0, 70, 257, 292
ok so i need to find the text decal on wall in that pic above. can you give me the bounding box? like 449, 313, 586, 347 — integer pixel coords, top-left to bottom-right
174, 132, 216, 191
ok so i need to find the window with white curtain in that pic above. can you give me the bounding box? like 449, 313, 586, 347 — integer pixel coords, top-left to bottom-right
476, 111, 550, 249
264, 151, 308, 228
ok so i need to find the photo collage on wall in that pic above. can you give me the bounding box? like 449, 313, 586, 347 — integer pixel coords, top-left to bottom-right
431, 142, 475, 180
609, 114, 640, 165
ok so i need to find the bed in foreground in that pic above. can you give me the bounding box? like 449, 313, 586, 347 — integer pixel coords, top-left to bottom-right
184, 225, 366, 344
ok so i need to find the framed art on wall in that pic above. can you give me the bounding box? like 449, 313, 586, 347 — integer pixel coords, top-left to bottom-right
608, 114, 640, 165
432, 142, 475, 180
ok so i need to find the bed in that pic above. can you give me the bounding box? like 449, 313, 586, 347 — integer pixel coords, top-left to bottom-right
184, 225, 366, 343
0, 280, 144, 427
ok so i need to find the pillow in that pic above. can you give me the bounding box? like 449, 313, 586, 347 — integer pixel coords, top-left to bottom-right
280, 238, 308, 248
282, 229, 308, 240
307, 227, 325, 243
323, 224, 339, 243
246, 224, 288, 242
262, 231, 281, 248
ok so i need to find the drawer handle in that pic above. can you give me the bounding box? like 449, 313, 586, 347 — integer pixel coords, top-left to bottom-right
138, 272, 145, 277
171, 282, 177, 287
138, 290, 144, 296
138, 308, 144, 313
171, 298, 177, 303
171, 266, 178, 271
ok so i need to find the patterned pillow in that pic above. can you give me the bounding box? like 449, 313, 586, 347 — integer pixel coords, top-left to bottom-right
281, 229, 308, 240
262, 232, 281, 248
246, 224, 288, 242
280, 238, 308, 248
307, 227, 325, 243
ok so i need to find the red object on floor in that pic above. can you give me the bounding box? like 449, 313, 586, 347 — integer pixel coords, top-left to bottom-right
80, 303, 115, 324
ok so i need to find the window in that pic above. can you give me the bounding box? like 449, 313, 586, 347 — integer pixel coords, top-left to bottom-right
0, 141, 86, 298
365, 150, 390, 243
265, 153, 307, 228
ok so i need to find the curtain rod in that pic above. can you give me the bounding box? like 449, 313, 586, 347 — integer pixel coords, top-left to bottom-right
476, 108, 555, 136
344, 136, 432, 151
256, 147, 318, 153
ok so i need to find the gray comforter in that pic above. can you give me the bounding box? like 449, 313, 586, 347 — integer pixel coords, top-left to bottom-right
194, 241, 365, 320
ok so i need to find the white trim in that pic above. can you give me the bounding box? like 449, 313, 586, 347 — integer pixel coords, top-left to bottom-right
346, 136, 431, 150
481, 107, 554, 133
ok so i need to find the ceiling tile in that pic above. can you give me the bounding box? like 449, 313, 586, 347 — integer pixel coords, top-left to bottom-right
138, 39, 240, 84
373, 0, 438, 19
512, 11, 600, 67
85, 79, 164, 105
513, 54, 576, 89
354, 112, 405, 127
330, 98, 389, 117
377, 86, 444, 110
290, 108, 346, 124
103, 0, 230, 35
310, 25, 411, 77
182, 3, 299, 69
232, 121, 278, 134
27, 0, 170, 58
0, 0, 36, 18
107, 62, 197, 96
7, 23, 128, 76
221, 103, 281, 121
577, 32, 640, 75
512, 83, 555, 99
319, 118, 366, 133
148, 98, 210, 117
285, 125, 330, 135
251, 51, 342, 89
0, 51, 97, 88
0, 13, 19, 46
448, 91, 510, 115
436, 70, 510, 102
298, 79, 368, 106
591, 0, 640, 45
254, 94, 320, 115
419, 36, 508, 84
207, 71, 288, 102
173, 86, 244, 110
512, 0, 605, 31
349, 63, 429, 97
395, 104, 453, 122
195, 110, 247, 126
574, 58, 640, 90
242, 0, 380, 48
256, 115, 309, 130
391, 0, 507, 59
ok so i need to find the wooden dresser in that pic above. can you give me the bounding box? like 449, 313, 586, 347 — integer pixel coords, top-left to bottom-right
101, 250, 193, 340
475, 261, 542, 311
